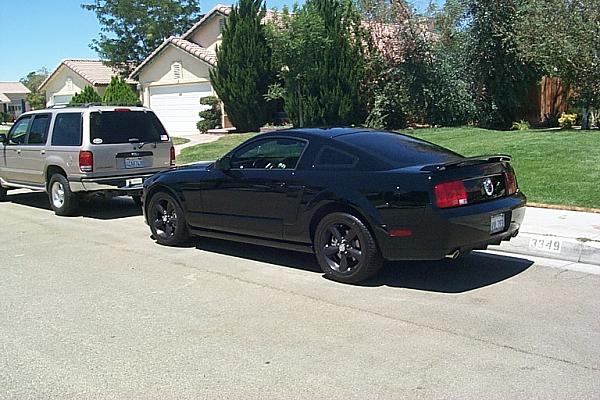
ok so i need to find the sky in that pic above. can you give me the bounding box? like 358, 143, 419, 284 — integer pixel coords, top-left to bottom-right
0, 0, 435, 82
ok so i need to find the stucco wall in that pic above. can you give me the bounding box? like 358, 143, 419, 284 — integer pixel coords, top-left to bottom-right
44, 66, 92, 106
189, 14, 224, 52
137, 45, 212, 90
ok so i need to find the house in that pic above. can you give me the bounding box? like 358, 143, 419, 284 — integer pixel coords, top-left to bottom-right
130, 4, 235, 135
39, 59, 137, 107
0, 82, 31, 119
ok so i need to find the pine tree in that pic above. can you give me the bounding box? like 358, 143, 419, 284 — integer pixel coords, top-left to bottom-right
69, 86, 102, 105
209, 0, 275, 132
102, 76, 140, 106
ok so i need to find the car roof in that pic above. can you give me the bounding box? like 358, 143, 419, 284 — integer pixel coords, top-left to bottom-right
262, 127, 374, 140
20, 106, 151, 116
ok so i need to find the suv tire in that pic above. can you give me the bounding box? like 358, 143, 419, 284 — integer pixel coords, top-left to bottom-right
48, 174, 79, 216
314, 212, 383, 284
147, 192, 189, 246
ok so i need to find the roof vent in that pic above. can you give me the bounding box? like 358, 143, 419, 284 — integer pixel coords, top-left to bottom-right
172, 62, 182, 80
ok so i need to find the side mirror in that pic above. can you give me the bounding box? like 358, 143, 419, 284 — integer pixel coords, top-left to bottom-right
215, 156, 232, 171
0, 133, 7, 145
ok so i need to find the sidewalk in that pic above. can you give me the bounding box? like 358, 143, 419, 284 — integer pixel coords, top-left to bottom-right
491, 207, 600, 265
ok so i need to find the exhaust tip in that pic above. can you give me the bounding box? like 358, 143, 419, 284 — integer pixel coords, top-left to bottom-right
445, 250, 460, 260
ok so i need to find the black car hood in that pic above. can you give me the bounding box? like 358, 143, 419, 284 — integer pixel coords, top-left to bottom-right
175, 161, 214, 171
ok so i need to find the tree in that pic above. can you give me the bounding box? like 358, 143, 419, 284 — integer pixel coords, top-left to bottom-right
210, 0, 275, 132
102, 76, 140, 105
514, 0, 600, 129
69, 86, 102, 105
197, 96, 222, 133
450, 0, 539, 129
82, 0, 202, 74
269, 0, 366, 127
20, 68, 49, 110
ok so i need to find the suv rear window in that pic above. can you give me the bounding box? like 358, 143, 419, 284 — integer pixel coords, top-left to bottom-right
51, 113, 83, 146
89, 111, 168, 145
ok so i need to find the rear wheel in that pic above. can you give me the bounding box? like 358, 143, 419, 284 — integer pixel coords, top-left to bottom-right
314, 212, 383, 284
147, 192, 189, 246
131, 195, 143, 208
48, 174, 79, 216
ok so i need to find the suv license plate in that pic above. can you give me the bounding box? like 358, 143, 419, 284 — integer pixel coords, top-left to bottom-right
490, 213, 505, 234
125, 157, 144, 169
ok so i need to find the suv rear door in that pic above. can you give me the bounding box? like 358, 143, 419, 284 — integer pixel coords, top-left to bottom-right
87, 109, 172, 177
18, 113, 51, 185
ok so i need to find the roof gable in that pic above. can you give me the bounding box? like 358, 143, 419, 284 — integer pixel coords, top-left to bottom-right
39, 60, 136, 91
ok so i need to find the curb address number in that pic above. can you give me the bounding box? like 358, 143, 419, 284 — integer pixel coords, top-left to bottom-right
529, 237, 562, 253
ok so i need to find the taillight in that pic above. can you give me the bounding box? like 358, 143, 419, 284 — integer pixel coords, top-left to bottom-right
170, 146, 176, 166
79, 151, 93, 172
505, 171, 517, 195
434, 180, 468, 208
113, 108, 131, 112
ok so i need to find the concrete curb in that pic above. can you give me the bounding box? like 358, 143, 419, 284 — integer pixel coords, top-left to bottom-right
490, 232, 600, 266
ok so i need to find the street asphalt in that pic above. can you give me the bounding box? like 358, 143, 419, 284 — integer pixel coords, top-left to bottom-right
1, 191, 599, 399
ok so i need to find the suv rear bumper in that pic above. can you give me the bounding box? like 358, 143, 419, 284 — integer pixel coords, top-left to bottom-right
68, 173, 159, 193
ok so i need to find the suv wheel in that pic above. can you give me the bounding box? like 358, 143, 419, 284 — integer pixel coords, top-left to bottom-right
147, 192, 189, 246
314, 212, 383, 284
48, 174, 79, 216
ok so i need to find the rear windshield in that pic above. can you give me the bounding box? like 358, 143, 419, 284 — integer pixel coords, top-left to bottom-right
338, 131, 462, 168
89, 111, 168, 145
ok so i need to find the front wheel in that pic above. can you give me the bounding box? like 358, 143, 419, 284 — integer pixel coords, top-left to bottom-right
314, 212, 383, 284
147, 192, 189, 246
48, 174, 79, 216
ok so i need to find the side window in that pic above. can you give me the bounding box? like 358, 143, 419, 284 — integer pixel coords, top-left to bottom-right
314, 146, 358, 169
8, 117, 32, 145
230, 138, 307, 170
51, 113, 83, 146
28, 114, 51, 145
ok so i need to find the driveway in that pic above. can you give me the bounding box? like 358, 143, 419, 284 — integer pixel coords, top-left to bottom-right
1, 192, 599, 399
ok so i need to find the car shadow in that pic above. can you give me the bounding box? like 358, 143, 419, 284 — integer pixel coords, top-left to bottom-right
5, 191, 142, 220
193, 237, 534, 293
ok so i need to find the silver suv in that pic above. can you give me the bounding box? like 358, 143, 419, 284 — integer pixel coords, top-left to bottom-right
0, 105, 174, 215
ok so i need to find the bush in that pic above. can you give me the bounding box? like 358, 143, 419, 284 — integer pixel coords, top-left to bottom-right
511, 120, 530, 130
69, 86, 102, 105
558, 112, 577, 128
196, 96, 222, 133
102, 76, 140, 106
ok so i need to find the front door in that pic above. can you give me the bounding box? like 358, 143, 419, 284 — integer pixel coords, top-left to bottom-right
187, 137, 308, 239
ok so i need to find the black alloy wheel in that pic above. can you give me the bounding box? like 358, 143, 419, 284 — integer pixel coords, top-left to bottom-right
148, 192, 189, 246
314, 212, 383, 284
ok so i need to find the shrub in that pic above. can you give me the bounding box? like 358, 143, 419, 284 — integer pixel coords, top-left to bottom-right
558, 112, 577, 128
69, 86, 102, 105
102, 76, 140, 106
196, 96, 222, 133
542, 111, 560, 128
511, 120, 530, 130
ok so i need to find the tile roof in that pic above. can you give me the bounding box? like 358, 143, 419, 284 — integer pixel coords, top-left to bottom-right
39, 60, 136, 91
129, 37, 217, 78
181, 4, 232, 40
0, 93, 11, 103
0, 82, 30, 94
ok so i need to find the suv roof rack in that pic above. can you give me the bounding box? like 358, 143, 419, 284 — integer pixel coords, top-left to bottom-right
47, 102, 142, 109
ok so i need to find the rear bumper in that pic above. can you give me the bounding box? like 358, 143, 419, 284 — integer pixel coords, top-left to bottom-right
376, 192, 527, 260
68, 172, 161, 194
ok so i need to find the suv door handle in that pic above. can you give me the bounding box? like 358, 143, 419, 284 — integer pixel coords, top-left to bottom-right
16, 149, 21, 154
40, 150, 46, 155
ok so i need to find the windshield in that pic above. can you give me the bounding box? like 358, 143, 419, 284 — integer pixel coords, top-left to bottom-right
338, 131, 462, 168
89, 111, 168, 144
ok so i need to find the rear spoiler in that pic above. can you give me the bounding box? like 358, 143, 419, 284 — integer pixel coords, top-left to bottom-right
420, 154, 512, 172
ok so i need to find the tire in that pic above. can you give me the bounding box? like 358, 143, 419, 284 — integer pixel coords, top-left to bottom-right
0, 185, 7, 202
314, 212, 383, 284
48, 174, 79, 216
131, 195, 143, 208
147, 191, 189, 246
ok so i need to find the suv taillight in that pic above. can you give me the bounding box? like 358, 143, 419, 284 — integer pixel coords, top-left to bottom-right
435, 180, 468, 208
79, 151, 93, 172
505, 171, 517, 195
170, 146, 176, 166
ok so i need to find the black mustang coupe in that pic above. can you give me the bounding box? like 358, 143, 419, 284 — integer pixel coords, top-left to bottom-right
143, 128, 526, 283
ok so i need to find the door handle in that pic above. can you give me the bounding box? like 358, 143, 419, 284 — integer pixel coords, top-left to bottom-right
275, 181, 287, 188
40, 150, 46, 155
16, 149, 21, 154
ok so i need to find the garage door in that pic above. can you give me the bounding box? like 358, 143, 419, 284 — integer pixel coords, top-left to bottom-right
149, 83, 213, 135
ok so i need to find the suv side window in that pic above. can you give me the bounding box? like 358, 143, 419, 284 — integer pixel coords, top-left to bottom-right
28, 114, 51, 145
230, 138, 307, 170
51, 113, 83, 146
8, 116, 32, 145
313, 146, 358, 169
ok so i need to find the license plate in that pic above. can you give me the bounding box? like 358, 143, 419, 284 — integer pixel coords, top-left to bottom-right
490, 213, 505, 234
125, 157, 144, 169
126, 178, 143, 186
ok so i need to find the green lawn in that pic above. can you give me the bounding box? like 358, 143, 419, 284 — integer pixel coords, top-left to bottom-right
171, 136, 191, 146
0, 126, 9, 134
176, 127, 600, 209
